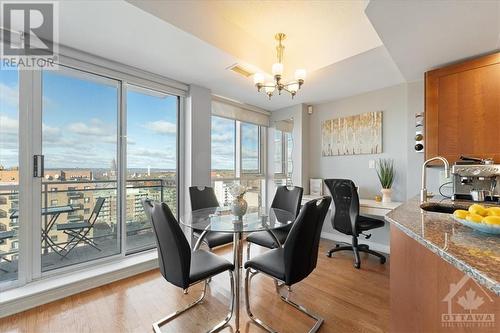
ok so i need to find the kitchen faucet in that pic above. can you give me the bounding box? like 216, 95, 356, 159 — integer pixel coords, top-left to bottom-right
420, 156, 450, 202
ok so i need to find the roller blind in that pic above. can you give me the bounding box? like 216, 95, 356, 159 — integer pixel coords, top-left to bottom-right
212, 96, 270, 127
275, 119, 294, 133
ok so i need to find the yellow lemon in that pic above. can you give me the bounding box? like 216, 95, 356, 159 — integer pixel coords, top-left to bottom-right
485, 207, 500, 217
468, 204, 488, 217
466, 213, 483, 223
453, 210, 469, 219
482, 216, 500, 226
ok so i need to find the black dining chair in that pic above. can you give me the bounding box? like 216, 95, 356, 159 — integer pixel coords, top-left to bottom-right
142, 199, 235, 333
189, 186, 233, 250
245, 186, 303, 260
244, 196, 331, 333
324, 179, 386, 269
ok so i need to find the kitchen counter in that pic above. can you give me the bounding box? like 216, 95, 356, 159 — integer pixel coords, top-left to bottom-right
386, 196, 500, 295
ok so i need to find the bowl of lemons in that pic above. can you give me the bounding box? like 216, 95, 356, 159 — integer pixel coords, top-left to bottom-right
452, 204, 500, 235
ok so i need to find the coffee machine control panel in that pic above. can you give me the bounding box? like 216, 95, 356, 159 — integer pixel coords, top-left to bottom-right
451, 165, 500, 177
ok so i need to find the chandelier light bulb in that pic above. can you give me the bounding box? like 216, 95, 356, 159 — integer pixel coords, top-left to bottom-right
272, 63, 284, 76
294, 69, 306, 81
253, 73, 265, 85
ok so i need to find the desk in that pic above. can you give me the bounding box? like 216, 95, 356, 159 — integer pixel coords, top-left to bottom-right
302, 195, 402, 217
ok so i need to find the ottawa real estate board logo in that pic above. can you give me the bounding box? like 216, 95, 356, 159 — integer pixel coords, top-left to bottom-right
441, 275, 495, 329
1, 1, 59, 69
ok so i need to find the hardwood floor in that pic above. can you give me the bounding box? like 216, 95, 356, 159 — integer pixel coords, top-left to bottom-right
0, 239, 389, 333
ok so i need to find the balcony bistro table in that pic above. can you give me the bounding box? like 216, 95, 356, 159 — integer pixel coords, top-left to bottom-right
181, 207, 295, 333
10, 205, 76, 255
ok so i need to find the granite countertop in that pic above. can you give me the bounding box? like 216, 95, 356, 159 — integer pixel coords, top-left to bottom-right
386, 196, 500, 295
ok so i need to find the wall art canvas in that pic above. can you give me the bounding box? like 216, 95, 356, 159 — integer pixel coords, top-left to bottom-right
321, 111, 382, 156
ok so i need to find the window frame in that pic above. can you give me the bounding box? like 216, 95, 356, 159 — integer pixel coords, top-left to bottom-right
0, 40, 185, 291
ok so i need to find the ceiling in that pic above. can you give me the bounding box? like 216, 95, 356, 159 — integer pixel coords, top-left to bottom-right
13, 1, 499, 111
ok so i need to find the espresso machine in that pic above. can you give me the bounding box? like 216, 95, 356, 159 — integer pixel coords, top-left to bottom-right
452, 156, 500, 202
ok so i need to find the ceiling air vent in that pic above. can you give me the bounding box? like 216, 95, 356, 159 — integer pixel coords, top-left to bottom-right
227, 64, 254, 78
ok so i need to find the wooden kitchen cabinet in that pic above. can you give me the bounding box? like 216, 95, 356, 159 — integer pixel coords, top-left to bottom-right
425, 52, 500, 163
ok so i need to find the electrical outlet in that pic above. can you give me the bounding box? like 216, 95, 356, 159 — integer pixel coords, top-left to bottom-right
369, 160, 375, 169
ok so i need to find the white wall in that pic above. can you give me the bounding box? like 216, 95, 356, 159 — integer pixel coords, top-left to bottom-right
183, 85, 212, 214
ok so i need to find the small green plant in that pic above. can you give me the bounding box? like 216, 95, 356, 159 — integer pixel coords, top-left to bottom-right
376, 158, 395, 189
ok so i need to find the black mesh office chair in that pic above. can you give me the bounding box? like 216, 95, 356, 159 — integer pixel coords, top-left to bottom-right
246, 186, 303, 259
142, 199, 235, 333
244, 197, 331, 333
324, 179, 386, 269
189, 186, 233, 249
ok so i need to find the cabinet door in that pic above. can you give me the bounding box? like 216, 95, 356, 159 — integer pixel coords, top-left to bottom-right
425, 52, 500, 163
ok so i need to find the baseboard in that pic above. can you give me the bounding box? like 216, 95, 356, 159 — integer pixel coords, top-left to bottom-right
0, 252, 158, 319
321, 232, 390, 254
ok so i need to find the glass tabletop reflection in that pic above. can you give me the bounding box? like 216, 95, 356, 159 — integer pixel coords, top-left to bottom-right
181, 207, 295, 233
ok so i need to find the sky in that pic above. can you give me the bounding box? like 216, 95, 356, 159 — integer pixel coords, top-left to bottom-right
1, 66, 259, 173
211, 116, 259, 171
0, 66, 178, 171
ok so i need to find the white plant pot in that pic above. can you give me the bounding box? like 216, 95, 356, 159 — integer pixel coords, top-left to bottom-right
381, 188, 392, 203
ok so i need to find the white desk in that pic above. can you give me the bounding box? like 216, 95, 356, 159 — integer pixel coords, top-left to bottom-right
301, 195, 402, 217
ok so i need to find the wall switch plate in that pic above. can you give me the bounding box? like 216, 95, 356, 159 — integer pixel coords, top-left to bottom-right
369, 160, 375, 169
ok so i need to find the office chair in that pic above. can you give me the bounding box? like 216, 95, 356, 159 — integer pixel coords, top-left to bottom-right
324, 179, 386, 269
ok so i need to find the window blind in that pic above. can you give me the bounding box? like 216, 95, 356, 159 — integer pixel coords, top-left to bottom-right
212, 96, 270, 127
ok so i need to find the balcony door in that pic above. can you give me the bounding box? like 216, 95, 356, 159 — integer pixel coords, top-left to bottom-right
39, 67, 121, 272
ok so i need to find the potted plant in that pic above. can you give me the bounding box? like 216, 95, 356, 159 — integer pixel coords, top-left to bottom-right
376, 158, 395, 203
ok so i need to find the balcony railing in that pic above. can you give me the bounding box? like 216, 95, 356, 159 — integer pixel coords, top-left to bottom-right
0, 177, 177, 282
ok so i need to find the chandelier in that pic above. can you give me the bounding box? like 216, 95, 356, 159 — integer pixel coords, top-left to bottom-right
253, 33, 306, 100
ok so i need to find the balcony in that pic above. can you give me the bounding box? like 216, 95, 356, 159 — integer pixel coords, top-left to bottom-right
0, 178, 176, 283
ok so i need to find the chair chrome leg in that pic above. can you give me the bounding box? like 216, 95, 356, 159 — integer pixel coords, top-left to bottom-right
280, 293, 324, 333
245, 269, 324, 333
245, 269, 278, 333
153, 271, 234, 333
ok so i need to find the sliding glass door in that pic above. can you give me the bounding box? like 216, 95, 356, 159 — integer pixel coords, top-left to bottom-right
40, 67, 120, 272
0, 57, 181, 288
125, 85, 178, 253
0, 65, 19, 283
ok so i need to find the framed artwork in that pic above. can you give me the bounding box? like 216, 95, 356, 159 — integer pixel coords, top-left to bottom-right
321, 111, 382, 156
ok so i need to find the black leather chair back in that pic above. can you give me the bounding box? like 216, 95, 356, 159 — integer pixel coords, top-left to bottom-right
147, 200, 192, 289
189, 186, 220, 211
283, 196, 331, 285
324, 179, 359, 236
271, 186, 303, 217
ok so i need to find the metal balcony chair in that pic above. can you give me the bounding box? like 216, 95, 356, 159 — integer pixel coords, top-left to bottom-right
246, 186, 303, 260
142, 199, 235, 333
56, 197, 105, 258
244, 196, 331, 333
189, 186, 233, 249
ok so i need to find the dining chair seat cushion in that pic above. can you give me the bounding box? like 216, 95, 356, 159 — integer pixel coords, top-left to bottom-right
56, 221, 91, 230
189, 250, 234, 284
356, 215, 384, 232
244, 247, 285, 281
245, 228, 289, 249
193, 230, 233, 249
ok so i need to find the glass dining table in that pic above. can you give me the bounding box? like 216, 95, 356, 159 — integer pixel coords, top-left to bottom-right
181, 206, 295, 332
